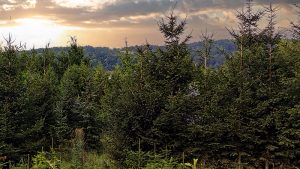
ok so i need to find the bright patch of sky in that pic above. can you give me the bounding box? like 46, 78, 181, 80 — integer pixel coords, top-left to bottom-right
52, 0, 116, 10
1, 0, 36, 11
0, 18, 80, 48
0, 0, 297, 47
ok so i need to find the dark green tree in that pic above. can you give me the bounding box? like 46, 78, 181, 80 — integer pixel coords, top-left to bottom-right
56, 63, 103, 150
228, 0, 264, 69
101, 10, 195, 166
17, 68, 58, 153
0, 36, 25, 160
291, 4, 300, 39
53, 37, 90, 78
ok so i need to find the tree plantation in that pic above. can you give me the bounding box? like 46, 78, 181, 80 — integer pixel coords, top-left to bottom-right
0, 1, 300, 169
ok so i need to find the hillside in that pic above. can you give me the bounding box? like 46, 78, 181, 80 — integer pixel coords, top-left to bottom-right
1, 4, 300, 168
35, 39, 236, 70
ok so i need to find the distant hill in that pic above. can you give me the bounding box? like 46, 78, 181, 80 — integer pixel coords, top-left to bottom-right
35, 39, 236, 70
83, 46, 120, 70
189, 39, 236, 68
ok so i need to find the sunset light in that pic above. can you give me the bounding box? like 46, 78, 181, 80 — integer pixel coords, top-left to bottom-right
0, 0, 297, 47
0, 18, 74, 48
0, 1, 300, 168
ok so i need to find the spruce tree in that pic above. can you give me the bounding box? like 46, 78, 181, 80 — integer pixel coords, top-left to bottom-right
0, 36, 24, 159
151, 10, 195, 155
56, 63, 102, 150
291, 4, 300, 39
228, 0, 264, 69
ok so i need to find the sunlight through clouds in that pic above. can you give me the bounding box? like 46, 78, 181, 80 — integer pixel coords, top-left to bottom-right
1, 0, 36, 11
0, 18, 79, 48
52, 0, 116, 10
0, 0, 297, 47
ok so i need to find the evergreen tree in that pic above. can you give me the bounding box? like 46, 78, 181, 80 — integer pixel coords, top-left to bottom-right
101, 10, 195, 165
228, 0, 264, 68
276, 40, 300, 167
18, 68, 58, 153
0, 37, 24, 159
54, 37, 90, 78
56, 63, 103, 150
291, 4, 300, 39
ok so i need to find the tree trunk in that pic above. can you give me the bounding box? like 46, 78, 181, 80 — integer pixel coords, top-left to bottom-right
138, 138, 141, 169
265, 150, 270, 169
182, 152, 185, 169
265, 158, 270, 169
238, 151, 242, 169
268, 45, 272, 81
201, 154, 207, 169
240, 44, 243, 69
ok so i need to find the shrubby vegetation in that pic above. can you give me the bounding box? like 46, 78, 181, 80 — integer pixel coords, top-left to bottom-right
0, 1, 300, 168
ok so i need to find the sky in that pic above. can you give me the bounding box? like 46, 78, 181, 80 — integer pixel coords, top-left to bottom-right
0, 0, 298, 48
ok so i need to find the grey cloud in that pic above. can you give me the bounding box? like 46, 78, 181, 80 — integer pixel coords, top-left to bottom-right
0, 0, 297, 37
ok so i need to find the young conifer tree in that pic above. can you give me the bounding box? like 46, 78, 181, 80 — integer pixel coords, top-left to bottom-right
151, 7, 196, 155
155, 8, 194, 96
291, 4, 300, 39
228, 0, 264, 69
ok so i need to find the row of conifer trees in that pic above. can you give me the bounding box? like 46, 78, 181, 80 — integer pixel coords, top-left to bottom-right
0, 1, 300, 168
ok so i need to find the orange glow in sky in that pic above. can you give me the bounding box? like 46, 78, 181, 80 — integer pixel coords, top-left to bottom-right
0, 18, 69, 48
0, 0, 297, 48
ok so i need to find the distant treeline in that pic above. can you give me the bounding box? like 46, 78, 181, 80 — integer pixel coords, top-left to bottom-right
0, 1, 300, 169
34, 39, 236, 70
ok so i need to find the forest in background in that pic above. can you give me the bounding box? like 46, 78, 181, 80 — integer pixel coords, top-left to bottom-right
0, 1, 300, 168
33, 39, 236, 70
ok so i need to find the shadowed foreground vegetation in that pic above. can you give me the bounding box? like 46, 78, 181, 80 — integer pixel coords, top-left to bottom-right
1, 1, 300, 168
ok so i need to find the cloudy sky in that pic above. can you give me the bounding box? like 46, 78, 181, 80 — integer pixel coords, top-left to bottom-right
0, 0, 298, 48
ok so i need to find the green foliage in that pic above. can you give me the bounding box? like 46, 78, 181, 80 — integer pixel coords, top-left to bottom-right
124, 150, 150, 169
11, 159, 29, 169
56, 60, 103, 150
0, 2, 300, 168
85, 153, 118, 169
185, 159, 198, 169
32, 150, 60, 169
70, 129, 85, 169
123, 150, 180, 169
11, 164, 28, 169
291, 4, 300, 39
143, 158, 179, 169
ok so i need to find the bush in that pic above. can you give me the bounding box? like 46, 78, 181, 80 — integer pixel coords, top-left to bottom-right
143, 157, 180, 169
32, 150, 61, 169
